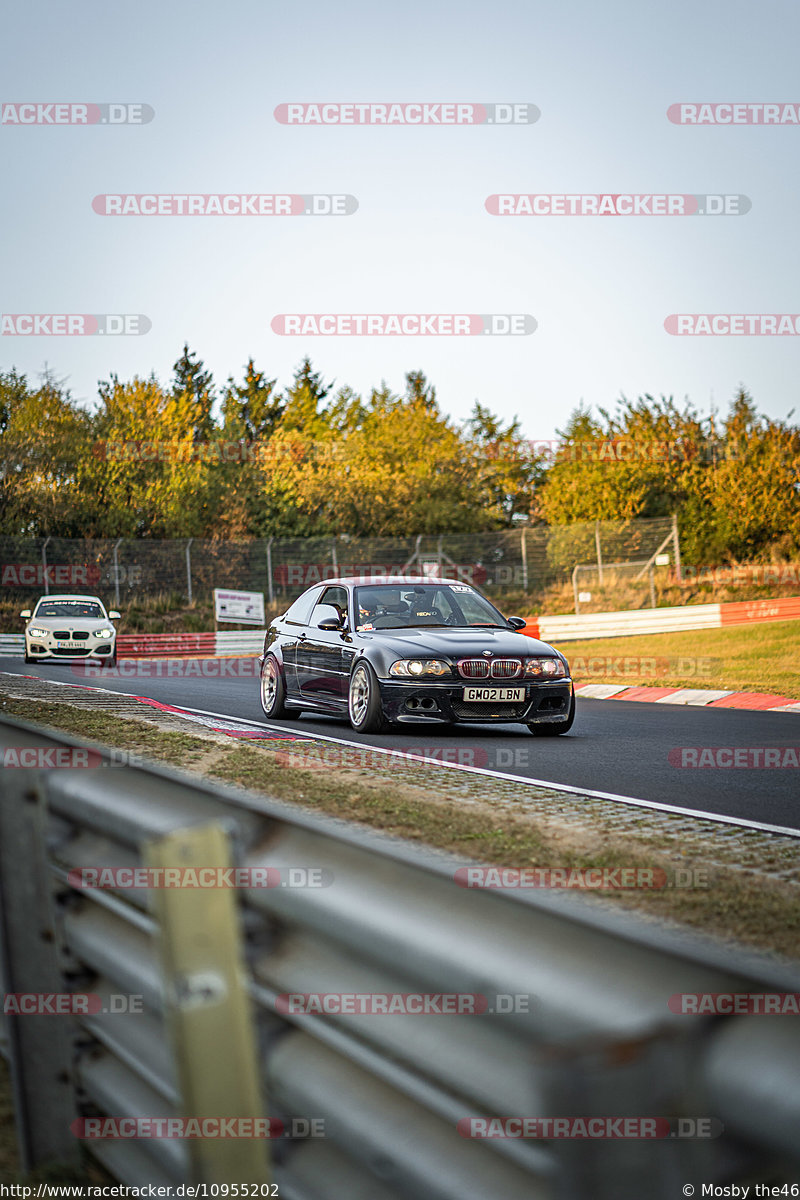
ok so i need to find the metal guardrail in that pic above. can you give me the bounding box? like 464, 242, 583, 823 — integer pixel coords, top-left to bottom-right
0, 631, 264, 659
1, 714, 800, 1196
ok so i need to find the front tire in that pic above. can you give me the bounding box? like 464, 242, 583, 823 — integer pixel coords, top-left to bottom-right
527, 691, 575, 737
348, 661, 387, 733
260, 653, 299, 719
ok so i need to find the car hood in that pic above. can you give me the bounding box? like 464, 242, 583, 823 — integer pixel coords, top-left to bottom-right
356, 626, 564, 660
27, 617, 110, 631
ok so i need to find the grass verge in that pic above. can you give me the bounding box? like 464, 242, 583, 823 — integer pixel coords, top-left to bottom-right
562, 619, 800, 698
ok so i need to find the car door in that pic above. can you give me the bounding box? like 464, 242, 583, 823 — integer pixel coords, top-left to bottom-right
277, 586, 324, 699
295, 586, 351, 706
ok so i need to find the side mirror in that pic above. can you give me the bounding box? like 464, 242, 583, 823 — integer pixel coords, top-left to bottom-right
317, 617, 342, 631
108, 611, 121, 620
20, 610, 31, 619
315, 603, 345, 632
507, 616, 527, 630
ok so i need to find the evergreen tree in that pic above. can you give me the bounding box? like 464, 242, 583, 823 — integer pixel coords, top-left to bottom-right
171, 344, 215, 442
405, 369, 437, 410
279, 357, 334, 436
221, 359, 283, 441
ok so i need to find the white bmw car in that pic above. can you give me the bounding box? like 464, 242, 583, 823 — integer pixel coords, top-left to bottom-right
21, 594, 120, 666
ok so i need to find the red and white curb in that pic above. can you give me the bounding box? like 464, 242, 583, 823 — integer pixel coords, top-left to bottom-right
132, 696, 306, 738
575, 684, 800, 713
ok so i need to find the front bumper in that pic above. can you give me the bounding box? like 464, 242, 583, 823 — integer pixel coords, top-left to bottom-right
25, 638, 115, 661
377, 678, 573, 725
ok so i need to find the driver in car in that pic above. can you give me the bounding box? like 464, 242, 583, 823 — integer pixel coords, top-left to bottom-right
358, 593, 380, 629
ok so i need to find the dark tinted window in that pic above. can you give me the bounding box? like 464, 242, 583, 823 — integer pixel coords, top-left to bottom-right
283, 587, 324, 626
353, 584, 506, 629
34, 600, 106, 620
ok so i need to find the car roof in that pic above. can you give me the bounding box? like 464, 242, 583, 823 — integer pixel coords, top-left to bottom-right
34, 594, 106, 603
307, 577, 465, 588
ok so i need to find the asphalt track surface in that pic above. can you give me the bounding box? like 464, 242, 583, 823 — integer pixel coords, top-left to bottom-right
2, 658, 799, 833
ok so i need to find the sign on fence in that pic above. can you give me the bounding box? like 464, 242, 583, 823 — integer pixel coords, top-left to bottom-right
213, 589, 265, 626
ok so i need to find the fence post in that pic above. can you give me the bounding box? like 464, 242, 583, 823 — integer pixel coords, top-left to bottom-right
144, 823, 270, 1184
572, 564, 581, 614
41, 535, 51, 595
594, 521, 604, 585
266, 538, 274, 604
331, 537, 338, 575
112, 537, 123, 608
672, 513, 682, 584
185, 538, 194, 605
649, 564, 656, 608
521, 528, 529, 591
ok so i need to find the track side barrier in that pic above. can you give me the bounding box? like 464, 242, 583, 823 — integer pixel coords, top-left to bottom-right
0, 715, 799, 1195
531, 594, 800, 643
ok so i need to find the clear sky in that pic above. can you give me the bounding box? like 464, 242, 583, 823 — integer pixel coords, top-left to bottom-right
2, 0, 799, 439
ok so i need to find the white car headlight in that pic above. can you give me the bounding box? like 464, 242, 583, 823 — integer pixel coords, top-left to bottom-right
524, 657, 566, 678
93, 628, 114, 639
389, 659, 450, 677
27, 626, 49, 638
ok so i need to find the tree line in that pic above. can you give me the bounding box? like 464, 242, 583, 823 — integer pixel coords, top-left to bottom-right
0, 347, 797, 564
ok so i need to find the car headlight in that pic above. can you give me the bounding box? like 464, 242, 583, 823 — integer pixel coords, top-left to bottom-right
524, 657, 566, 678
27, 626, 49, 638
93, 628, 115, 639
389, 659, 450, 677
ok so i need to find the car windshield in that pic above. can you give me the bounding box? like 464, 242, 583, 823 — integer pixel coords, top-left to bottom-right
34, 601, 106, 620
353, 584, 508, 630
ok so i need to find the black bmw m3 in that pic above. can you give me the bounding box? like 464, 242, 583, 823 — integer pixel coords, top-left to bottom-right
259, 577, 575, 735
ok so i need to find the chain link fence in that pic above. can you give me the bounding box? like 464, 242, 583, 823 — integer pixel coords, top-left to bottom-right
0, 518, 679, 613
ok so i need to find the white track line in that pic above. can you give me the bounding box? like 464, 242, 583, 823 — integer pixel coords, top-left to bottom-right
156, 700, 800, 840
5, 672, 798, 839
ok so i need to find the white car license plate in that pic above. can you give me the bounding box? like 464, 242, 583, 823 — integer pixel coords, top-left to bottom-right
57, 641, 83, 649
463, 686, 525, 702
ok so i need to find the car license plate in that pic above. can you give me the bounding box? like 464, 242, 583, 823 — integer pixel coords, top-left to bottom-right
463, 687, 525, 702
57, 641, 82, 649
